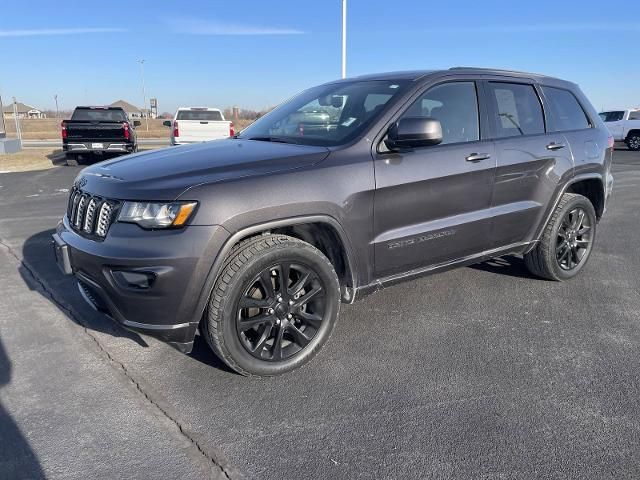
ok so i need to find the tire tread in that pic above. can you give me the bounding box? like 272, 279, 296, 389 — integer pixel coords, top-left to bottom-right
524, 192, 593, 281
202, 234, 339, 376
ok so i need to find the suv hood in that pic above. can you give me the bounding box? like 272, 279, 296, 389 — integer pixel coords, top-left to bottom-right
76, 140, 330, 200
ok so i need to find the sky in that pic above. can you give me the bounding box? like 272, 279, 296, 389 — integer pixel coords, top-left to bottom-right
0, 0, 638, 114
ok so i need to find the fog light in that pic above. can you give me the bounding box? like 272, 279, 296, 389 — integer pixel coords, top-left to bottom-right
112, 270, 155, 290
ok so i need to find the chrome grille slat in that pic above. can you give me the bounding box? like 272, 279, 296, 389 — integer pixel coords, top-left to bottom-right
96, 202, 114, 238
74, 195, 88, 228
70, 191, 82, 225
83, 198, 99, 233
65, 189, 118, 239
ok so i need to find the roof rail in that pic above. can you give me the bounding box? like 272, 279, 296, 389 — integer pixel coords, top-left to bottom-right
449, 66, 539, 76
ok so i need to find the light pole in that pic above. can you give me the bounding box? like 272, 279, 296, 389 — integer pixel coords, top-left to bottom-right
341, 0, 347, 79
12, 97, 22, 143
54, 94, 59, 118
138, 59, 149, 131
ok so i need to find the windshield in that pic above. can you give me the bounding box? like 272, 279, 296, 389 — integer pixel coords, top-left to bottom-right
237, 80, 409, 146
71, 108, 127, 122
177, 110, 223, 121
599, 111, 624, 122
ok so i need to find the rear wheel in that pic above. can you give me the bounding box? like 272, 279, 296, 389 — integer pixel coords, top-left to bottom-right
202, 235, 340, 376
65, 153, 79, 166
626, 133, 640, 151
524, 193, 596, 281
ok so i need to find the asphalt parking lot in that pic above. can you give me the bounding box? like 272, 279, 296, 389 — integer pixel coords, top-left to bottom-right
1, 150, 639, 479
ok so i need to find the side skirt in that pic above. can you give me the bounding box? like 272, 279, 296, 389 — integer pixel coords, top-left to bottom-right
353, 241, 536, 300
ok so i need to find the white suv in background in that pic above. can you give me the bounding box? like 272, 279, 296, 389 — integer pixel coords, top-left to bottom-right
164, 107, 234, 145
599, 109, 640, 151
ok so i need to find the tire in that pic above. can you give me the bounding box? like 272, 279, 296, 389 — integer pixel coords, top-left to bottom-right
65, 154, 79, 166
524, 193, 596, 281
202, 234, 340, 376
626, 133, 640, 151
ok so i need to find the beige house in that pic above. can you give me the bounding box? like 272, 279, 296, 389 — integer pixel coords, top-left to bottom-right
109, 100, 153, 119
2, 102, 46, 119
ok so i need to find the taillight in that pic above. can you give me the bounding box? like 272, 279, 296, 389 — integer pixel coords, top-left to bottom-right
173, 121, 179, 137
229, 122, 235, 137
61, 121, 67, 139
608, 135, 614, 149
122, 122, 130, 140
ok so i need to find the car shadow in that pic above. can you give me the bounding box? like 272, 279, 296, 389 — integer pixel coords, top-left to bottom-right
469, 255, 543, 280
0, 336, 46, 478
20, 229, 149, 348
188, 334, 236, 374
46, 149, 67, 166
20, 228, 237, 374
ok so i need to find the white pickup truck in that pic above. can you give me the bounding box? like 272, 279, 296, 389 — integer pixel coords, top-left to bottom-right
599, 109, 640, 151
164, 107, 234, 145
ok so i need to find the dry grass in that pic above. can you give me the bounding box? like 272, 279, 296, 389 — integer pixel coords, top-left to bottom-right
3, 118, 255, 140
0, 148, 64, 172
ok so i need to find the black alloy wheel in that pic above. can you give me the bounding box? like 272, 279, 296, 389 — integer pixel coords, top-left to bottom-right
555, 206, 593, 271
236, 261, 327, 361
524, 193, 597, 281
202, 235, 340, 376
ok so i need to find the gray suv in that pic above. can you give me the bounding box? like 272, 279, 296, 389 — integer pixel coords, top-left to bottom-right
53, 68, 614, 376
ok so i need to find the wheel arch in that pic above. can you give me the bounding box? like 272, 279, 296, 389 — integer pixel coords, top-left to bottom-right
625, 129, 640, 141
191, 215, 359, 325
565, 177, 605, 219
528, 173, 605, 252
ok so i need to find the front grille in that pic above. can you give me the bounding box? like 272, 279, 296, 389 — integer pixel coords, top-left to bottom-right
67, 188, 119, 239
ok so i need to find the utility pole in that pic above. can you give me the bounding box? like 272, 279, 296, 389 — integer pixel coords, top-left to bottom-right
341, 0, 347, 79
54, 94, 59, 118
12, 97, 22, 142
138, 59, 149, 131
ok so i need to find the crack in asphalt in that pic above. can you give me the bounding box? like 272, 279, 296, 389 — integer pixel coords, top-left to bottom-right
0, 235, 238, 480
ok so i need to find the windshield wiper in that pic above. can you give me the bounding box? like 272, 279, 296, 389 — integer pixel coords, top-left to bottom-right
246, 136, 299, 144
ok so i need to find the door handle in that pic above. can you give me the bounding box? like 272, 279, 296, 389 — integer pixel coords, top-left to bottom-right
465, 152, 491, 162
546, 142, 566, 151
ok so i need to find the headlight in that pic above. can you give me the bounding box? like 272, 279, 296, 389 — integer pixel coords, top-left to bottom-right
118, 201, 197, 229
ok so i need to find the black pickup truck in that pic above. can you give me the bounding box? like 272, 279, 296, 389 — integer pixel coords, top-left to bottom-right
62, 106, 140, 165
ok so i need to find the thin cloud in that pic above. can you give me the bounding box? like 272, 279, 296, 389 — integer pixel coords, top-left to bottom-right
167, 18, 305, 35
0, 27, 127, 37
428, 23, 640, 34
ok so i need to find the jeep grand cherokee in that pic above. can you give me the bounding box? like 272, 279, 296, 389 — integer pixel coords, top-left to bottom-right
53, 68, 614, 376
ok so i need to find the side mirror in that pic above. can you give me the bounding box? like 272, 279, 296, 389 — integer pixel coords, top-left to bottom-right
385, 117, 443, 150
162, 120, 172, 127
133, 120, 142, 127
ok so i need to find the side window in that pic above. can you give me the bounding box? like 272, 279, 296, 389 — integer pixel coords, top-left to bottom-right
541, 86, 591, 132
629, 111, 640, 120
599, 111, 624, 122
402, 82, 479, 145
487, 82, 545, 138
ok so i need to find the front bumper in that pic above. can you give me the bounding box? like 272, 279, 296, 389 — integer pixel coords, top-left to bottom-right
55, 216, 229, 353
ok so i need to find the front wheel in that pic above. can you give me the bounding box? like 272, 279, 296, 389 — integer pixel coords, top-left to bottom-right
524, 193, 596, 281
626, 133, 640, 151
202, 235, 340, 376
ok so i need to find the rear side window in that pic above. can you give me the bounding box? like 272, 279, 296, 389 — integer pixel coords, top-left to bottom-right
176, 110, 223, 121
71, 109, 127, 122
402, 82, 479, 145
541, 86, 591, 132
487, 82, 545, 138
599, 111, 624, 122
629, 111, 640, 120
